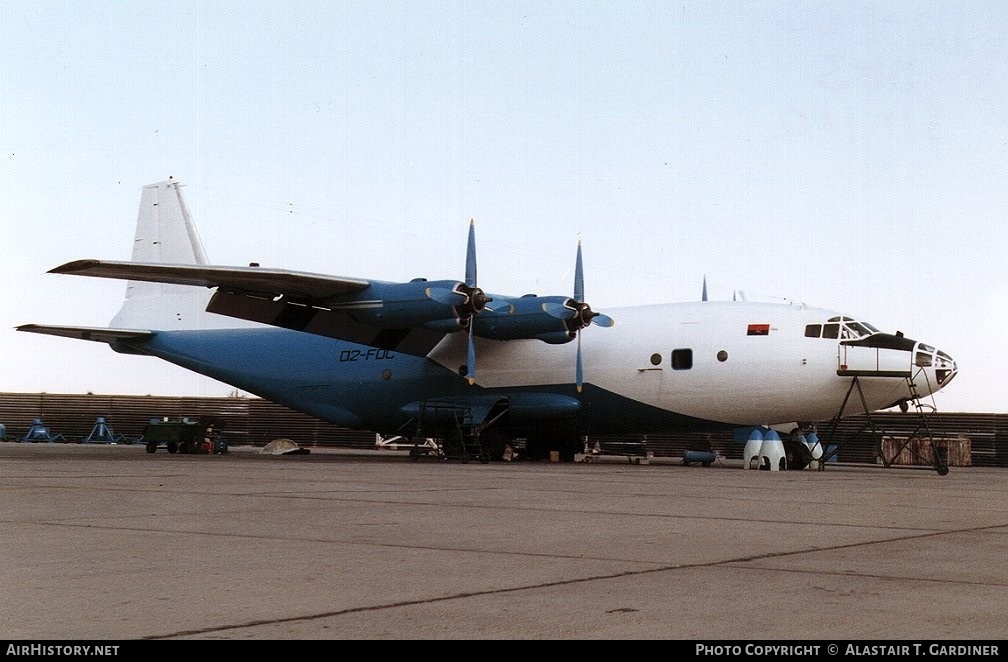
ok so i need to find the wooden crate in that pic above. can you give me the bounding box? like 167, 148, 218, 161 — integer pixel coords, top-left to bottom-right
881, 435, 972, 466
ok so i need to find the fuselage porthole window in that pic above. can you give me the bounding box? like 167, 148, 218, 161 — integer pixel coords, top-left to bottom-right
716, 350, 728, 362
672, 348, 693, 370
650, 353, 661, 366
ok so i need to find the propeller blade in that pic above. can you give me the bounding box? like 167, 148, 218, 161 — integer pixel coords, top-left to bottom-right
543, 302, 576, 319
702, 275, 708, 302
574, 241, 584, 303
466, 321, 476, 385
592, 313, 615, 328
465, 219, 477, 289
427, 286, 467, 306
576, 331, 583, 393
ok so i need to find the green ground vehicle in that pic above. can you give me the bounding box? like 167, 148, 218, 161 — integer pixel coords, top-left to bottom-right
142, 418, 227, 454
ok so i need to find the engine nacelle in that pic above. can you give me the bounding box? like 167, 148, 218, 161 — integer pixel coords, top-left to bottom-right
336, 279, 465, 328
471, 295, 575, 341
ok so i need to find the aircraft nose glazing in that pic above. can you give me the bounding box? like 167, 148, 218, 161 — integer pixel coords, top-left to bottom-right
934, 348, 957, 386
914, 342, 957, 388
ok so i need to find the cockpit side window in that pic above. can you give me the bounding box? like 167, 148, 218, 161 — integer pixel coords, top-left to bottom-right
818, 319, 879, 340
837, 321, 877, 340
847, 322, 872, 337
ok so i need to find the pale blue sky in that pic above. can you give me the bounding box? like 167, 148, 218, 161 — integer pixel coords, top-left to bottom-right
2, 1, 1005, 412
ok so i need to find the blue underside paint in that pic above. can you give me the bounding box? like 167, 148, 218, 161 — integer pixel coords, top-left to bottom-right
113, 327, 731, 436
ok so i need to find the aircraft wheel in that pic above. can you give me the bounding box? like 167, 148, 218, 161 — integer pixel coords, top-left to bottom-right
145, 442, 157, 454
167, 442, 178, 454
937, 465, 949, 476
482, 428, 511, 462
409, 445, 420, 461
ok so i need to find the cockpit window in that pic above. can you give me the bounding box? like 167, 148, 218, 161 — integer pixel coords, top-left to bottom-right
842, 322, 873, 339
816, 319, 881, 340
915, 352, 933, 367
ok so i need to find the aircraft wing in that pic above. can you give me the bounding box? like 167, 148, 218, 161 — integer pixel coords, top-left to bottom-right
47, 259, 452, 356
50, 260, 371, 302
202, 289, 450, 355
45, 255, 607, 365
16, 324, 153, 344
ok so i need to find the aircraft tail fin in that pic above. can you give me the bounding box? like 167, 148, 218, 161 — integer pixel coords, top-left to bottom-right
129, 178, 209, 265
110, 179, 218, 330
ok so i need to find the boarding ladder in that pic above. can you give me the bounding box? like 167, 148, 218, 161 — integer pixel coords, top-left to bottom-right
877, 374, 948, 473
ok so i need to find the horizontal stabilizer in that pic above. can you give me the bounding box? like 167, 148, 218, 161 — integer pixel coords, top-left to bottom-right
51, 260, 371, 303
16, 324, 153, 344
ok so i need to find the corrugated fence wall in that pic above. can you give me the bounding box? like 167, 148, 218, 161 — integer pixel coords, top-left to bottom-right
1, 392, 1006, 466
0, 392, 376, 449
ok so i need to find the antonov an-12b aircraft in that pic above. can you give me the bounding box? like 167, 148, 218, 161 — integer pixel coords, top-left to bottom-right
19, 179, 958, 464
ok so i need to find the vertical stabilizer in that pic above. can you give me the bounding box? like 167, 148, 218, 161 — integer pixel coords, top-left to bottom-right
110, 179, 222, 331
130, 178, 209, 265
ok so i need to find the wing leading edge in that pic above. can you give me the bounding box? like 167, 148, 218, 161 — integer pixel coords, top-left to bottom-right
50, 260, 371, 302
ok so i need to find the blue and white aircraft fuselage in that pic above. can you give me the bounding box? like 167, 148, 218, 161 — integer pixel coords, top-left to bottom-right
18, 179, 958, 460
